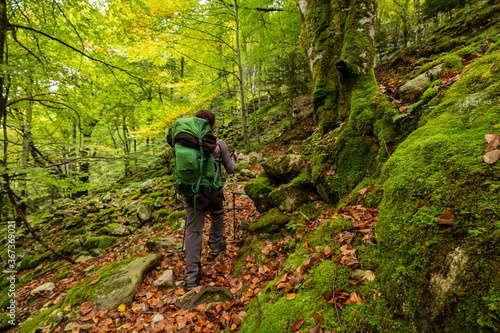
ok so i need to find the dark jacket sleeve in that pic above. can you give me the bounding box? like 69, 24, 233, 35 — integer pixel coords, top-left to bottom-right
217, 140, 236, 174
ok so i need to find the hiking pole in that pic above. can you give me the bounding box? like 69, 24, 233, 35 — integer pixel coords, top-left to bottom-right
232, 172, 236, 240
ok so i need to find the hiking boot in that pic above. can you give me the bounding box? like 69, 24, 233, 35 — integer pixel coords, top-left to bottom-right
186, 281, 199, 291
209, 245, 226, 258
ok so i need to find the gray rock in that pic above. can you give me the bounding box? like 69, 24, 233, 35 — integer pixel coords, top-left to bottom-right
75, 255, 93, 263
101, 194, 113, 203
176, 285, 232, 310
93, 254, 163, 311
91, 248, 106, 257
175, 281, 186, 289
146, 236, 182, 252
240, 168, 256, 178
154, 197, 165, 208
140, 179, 155, 194
400, 64, 444, 103
64, 322, 92, 332
269, 178, 314, 212
128, 215, 142, 227
30, 282, 55, 297
237, 154, 251, 165
261, 154, 306, 182
126, 203, 137, 212
248, 152, 263, 164
65, 306, 81, 322
110, 224, 128, 236
153, 270, 175, 288
137, 203, 153, 222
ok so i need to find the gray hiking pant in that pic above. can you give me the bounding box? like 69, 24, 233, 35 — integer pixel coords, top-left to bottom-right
184, 194, 225, 284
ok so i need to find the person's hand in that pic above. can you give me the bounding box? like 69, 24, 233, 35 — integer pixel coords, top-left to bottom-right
231, 151, 238, 160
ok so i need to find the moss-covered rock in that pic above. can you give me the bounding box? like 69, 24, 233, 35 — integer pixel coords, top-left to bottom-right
374, 50, 500, 331
400, 65, 444, 103
261, 154, 306, 182
269, 177, 314, 212
248, 209, 289, 234
82, 236, 117, 251
243, 172, 276, 213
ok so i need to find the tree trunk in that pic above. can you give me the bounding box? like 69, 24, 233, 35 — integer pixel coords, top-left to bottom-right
414, 0, 420, 24
233, 0, 250, 151
300, 0, 384, 203
0, 0, 9, 220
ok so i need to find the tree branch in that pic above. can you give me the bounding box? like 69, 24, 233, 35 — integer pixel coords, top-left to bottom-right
9, 23, 143, 80
3, 177, 76, 264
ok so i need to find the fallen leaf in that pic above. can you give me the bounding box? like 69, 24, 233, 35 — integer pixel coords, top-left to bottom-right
438, 211, 455, 225
289, 318, 305, 331
312, 312, 323, 325
64, 305, 71, 312
484, 149, 500, 165
118, 304, 126, 312
71, 327, 79, 333
175, 289, 186, 296
42, 324, 52, 333
485, 133, 500, 151
286, 293, 296, 301
90, 279, 100, 286
363, 270, 376, 281
309, 325, 323, 333
323, 245, 332, 256
322, 291, 333, 302
346, 291, 363, 305
341, 256, 359, 267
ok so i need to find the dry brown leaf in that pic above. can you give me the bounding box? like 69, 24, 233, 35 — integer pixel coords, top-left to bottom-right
484, 150, 500, 165
312, 312, 323, 325
341, 256, 359, 267
289, 318, 305, 331
175, 289, 186, 296
286, 293, 296, 301
90, 279, 100, 286
438, 211, 455, 225
346, 291, 363, 305
71, 327, 79, 333
323, 245, 332, 256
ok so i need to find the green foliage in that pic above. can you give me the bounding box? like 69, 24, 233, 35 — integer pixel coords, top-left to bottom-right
441, 54, 464, 72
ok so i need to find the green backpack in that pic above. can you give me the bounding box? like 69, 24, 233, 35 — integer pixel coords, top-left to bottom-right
171, 117, 224, 197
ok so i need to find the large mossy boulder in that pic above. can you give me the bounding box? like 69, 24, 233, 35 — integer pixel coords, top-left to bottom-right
248, 208, 289, 234
243, 172, 276, 213
376, 50, 500, 331
93, 254, 163, 310
261, 154, 306, 182
269, 177, 314, 212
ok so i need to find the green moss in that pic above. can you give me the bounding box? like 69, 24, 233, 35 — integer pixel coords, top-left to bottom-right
82, 236, 117, 251
53, 271, 71, 283
243, 173, 275, 213
165, 210, 186, 231
441, 54, 464, 72
152, 209, 172, 223
421, 87, 439, 103
248, 209, 289, 234
96, 207, 114, 220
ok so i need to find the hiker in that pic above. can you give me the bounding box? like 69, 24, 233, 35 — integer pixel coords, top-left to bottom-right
170, 109, 237, 290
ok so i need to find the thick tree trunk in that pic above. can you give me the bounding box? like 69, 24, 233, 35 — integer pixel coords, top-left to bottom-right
300, 0, 390, 203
